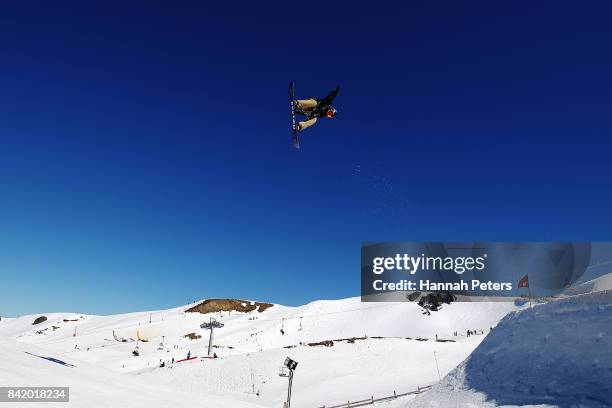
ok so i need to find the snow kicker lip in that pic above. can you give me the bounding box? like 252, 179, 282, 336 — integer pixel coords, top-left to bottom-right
361, 242, 605, 302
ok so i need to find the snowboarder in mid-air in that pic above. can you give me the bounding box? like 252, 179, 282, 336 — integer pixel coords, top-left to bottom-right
292, 85, 340, 132
289, 82, 339, 148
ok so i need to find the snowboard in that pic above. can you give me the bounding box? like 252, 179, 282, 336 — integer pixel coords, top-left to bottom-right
289, 81, 300, 149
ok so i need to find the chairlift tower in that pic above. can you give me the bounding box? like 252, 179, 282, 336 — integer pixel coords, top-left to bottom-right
201, 317, 224, 356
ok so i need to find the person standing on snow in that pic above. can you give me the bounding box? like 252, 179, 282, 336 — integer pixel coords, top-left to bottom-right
293, 86, 340, 131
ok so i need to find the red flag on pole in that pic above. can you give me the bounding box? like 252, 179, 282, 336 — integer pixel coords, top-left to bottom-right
517, 274, 529, 288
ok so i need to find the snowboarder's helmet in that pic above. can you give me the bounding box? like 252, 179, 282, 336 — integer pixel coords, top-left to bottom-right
326, 108, 337, 118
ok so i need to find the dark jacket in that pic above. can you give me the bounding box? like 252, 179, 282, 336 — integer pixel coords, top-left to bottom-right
307, 86, 339, 118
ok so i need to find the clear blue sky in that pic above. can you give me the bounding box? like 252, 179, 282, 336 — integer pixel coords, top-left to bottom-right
1, 1, 611, 316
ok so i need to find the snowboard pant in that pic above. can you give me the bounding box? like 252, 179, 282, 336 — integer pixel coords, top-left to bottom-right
297, 98, 317, 110
299, 117, 317, 131
297, 99, 318, 131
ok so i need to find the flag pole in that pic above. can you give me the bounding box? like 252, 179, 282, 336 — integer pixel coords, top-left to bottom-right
528, 284, 532, 308
518, 274, 531, 308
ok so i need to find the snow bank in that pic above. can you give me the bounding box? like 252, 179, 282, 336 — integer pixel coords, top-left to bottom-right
410, 291, 612, 407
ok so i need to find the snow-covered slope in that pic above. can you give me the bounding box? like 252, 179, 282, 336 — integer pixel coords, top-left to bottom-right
0, 297, 522, 408
0, 337, 265, 408
563, 273, 612, 297
408, 290, 612, 408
